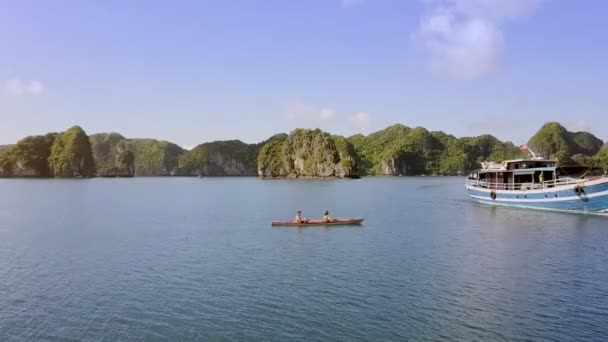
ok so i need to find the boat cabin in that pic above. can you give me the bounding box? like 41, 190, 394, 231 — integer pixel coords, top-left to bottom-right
467, 159, 558, 191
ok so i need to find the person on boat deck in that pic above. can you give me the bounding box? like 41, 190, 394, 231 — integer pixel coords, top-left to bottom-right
295, 211, 307, 223
322, 211, 333, 223
539, 172, 545, 184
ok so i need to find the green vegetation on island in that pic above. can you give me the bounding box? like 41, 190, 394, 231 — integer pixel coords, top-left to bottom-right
348, 124, 524, 176
90, 133, 134, 177
527, 122, 603, 161
0, 133, 57, 177
89, 134, 183, 176
48, 126, 96, 177
588, 143, 608, 170
178, 140, 259, 176
0, 122, 606, 178
257, 129, 359, 178
128, 139, 183, 176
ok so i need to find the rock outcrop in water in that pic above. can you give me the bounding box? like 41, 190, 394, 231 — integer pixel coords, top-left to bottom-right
90, 133, 135, 177
257, 129, 360, 178
89, 133, 183, 176
49, 126, 96, 177
178, 140, 258, 176
0, 133, 57, 177
125, 139, 183, 176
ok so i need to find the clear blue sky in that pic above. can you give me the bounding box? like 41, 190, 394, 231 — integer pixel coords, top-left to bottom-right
1, 0, 607, 148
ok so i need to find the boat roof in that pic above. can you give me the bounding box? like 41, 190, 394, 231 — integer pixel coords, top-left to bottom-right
475, 167, 556, 174
474, 158, 558, 174
502, 158, 557, 163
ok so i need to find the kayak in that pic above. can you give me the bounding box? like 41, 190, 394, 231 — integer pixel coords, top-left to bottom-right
271, 219, 364, 227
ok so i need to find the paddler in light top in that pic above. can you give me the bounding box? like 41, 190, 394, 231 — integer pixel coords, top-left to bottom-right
295, 211, 308, 223
322, 210, 334, 223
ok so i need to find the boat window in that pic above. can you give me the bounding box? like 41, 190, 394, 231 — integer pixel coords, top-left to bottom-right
514, 173, 534, 190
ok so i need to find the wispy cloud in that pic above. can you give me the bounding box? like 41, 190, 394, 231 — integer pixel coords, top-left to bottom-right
286, 101, 372, 134
565, 120, 591, 133
319, 108, 337, 120
341, 0, 366, 9
286, 101, 337, 124
413, 0, 544, 80
4, 78, 45, 96
351, 112, 371, 130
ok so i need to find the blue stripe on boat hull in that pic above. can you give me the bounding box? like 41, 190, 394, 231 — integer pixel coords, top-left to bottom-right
471, 198, 608, 214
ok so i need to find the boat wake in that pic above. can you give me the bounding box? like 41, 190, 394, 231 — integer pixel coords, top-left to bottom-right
418, 184, 443, 189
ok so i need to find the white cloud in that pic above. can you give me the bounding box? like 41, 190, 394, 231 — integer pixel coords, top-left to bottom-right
565, 120, 591, 133
286, 101, 337, 124
413, 0, 543, 80
351, 112, 371, 130
341, 0, 366, 9
319, 108, 337, 120
4, 78, 45, 96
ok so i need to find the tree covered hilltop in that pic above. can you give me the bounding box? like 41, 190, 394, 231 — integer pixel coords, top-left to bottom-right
0, 122, 606, 178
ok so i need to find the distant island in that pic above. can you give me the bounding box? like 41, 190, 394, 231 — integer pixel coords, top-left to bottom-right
0, 122, 607, 178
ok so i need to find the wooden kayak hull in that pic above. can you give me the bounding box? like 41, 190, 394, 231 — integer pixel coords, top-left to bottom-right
271, 219, 364, 227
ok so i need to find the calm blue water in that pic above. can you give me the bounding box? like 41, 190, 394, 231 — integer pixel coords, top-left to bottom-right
1, 177, 607, 341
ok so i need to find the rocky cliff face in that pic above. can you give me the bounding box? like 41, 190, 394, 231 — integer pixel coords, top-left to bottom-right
178, 140, 258, 176
90, 133, 135, 177
379, 154, 426, 176
257, 129, 359, 178
0, 134, 57, 177
89, 134, 183, 176
350, 125, 438, 176
128, 139, 183, 176
49, 126, 96, 177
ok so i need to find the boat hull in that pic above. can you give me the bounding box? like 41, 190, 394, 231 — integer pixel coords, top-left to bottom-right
466, 178, 608, 214
271, 219, 364, 227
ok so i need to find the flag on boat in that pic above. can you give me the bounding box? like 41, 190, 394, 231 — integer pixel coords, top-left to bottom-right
519, 144, 529, 151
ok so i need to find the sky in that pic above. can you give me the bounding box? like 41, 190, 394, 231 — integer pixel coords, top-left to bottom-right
1, 0, 607, 149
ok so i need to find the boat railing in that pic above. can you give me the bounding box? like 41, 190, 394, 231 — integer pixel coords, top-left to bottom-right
465, 177, 581, 191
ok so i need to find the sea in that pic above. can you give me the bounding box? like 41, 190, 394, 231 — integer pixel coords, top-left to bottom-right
1, 177, 607, 341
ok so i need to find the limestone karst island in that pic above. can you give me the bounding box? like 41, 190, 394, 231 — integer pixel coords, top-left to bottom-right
1, 122, 607, 179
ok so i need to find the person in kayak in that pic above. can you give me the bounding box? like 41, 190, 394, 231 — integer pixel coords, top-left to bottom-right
295, 211, 308, 223
322, 210, 333, 223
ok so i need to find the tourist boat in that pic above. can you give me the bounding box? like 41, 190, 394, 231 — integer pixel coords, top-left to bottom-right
271, 219, 364, 227
465, 148, 608, 214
